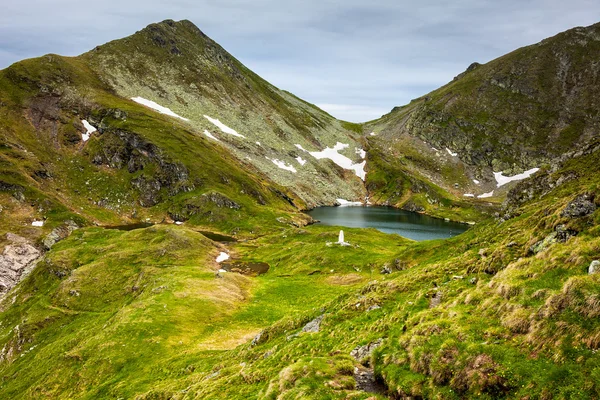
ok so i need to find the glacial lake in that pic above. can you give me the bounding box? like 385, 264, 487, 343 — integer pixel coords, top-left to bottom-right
307, 206, 469, 241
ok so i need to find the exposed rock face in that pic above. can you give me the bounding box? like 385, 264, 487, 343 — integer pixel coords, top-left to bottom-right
0, 234, 42, 297
92, 129, 192, 207
561, 194, 596, 218
589, 260, 600, 275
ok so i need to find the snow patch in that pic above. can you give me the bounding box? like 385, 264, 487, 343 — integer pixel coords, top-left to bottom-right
494, 168, 540, 188
478, 191, 494, 199
473, 179, 480, 185
256, 141, 261, 146
446, 148, 458, 157
267, 157, 297, 173
295, 156, 307, 166
336, 199, 363, 206
81, 119, 96, 142
463, 194, 475, 198
203, 130, 219, 141
369, 132, 376, 136
307, 142, 367, 180
216, 252, 229, 263
204, 115, 245, 138
131, 97, 189, 121
295, 144, 308, 152
356, 148, 366, 159
31, 220, 44, 227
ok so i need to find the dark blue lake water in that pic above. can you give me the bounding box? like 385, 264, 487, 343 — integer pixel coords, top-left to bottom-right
307, 206, 469, 241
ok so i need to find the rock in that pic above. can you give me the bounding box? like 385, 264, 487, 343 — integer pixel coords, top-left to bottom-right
506, 241, 518, 248
589, 260, 600, 275
380, 265, 392, 275
0, 234, 42, 297
469, 277, 478, 285
429, 291, 442, 308
561, 194, 596, 218
353, 366, 387, 394
301, 315, 324, 333
529, 232, 557, 255
251, 331, 264, 347
366, 305, 381, 312
350, 338, 383, 362
555, 224, 577, 243
43, 220, 78, 250
478, 248, 488, 257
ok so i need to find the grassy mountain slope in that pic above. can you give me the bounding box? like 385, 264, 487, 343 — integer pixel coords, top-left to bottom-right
0, 223, 407, 398
83, 19, 367, 207
365, 22, 600, 208
0, 49, 313, 246
1, 138, 598, 399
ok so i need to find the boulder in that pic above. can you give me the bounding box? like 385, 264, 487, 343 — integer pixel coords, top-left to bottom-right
301, 315, 324, 333
380, 265, 392, 275
555, 224, 577, 243
350, 338, 383, 362
589, 260, 600, 275
561, 194, 596, 218
43, 220, 79, 250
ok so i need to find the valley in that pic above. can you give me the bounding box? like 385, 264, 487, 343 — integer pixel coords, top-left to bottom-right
0, 18, 599, 399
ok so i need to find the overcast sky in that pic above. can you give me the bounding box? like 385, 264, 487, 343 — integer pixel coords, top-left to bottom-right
1, 1, 599, 121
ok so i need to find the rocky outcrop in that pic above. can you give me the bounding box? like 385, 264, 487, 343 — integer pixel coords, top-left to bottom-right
92, 129, 193, 207
561, 194, 596, 218
0, 234, 42, 297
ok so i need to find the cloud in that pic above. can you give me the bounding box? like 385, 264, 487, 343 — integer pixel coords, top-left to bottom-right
1, 0, 599, 121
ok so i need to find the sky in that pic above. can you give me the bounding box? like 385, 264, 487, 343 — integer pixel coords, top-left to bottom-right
1, 1, 599, 122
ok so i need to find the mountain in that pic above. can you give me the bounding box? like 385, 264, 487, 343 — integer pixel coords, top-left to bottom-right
84, 19, 367, 207
365, 22, 600, 212
0, 18, 599, 400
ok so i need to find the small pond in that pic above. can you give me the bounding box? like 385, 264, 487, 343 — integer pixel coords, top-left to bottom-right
307, 206, 469, 241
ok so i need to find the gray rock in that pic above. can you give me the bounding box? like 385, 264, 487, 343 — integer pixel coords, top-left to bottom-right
555, 224, 577, 243
561, 194, 596, 218
350, 338, 383, 362
366, 305, 381, 312
301, 315, 324, 333
589, 260, 600, 275
0, 234, 42, 297
429, 291, 442, 308
353, 366, 387, 394
380, 265, 392, 275
43, 220, 78, 250
529, 232, 557, 255
251, 331, 264, 346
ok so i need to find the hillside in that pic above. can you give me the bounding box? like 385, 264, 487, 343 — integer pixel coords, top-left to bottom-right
0, 18, 599, 400
365, 22, 600, 212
